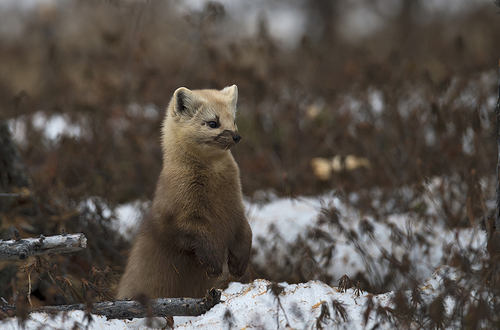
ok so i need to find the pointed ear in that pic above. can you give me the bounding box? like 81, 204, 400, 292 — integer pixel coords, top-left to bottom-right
222, 85, 238, 111
172, 87, 203, 118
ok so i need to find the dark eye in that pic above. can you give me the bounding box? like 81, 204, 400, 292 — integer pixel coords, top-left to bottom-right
208, 121, 219, 129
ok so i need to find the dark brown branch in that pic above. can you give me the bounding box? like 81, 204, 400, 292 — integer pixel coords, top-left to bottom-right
1, 288, 222, 319
0, 233, 87, 260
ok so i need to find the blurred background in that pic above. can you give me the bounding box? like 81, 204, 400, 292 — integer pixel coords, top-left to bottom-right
0, 0, 499, 306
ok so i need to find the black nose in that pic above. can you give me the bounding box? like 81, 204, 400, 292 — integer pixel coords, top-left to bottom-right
233, 134, 241, 143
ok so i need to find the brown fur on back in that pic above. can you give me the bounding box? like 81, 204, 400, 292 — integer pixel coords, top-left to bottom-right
117, 85, 252, 299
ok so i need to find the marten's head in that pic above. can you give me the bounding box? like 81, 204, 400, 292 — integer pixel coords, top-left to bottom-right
163, 85, 241, 156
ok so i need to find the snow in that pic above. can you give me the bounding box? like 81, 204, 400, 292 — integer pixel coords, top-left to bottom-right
6, 111, 92, 147
1, 186, 491, 329
175, 280, 368, 329
31, 111, 85, 144
0, 267, 473, 330
114, 201, 146, 240
7, 117, 28, 149
78, 198, 147, 240
247, 192, 486, 290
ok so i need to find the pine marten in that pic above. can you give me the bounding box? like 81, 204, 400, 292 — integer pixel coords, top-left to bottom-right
117, 85, 252, 299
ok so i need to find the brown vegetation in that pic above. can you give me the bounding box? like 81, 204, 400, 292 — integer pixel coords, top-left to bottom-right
1, 0, 500, 327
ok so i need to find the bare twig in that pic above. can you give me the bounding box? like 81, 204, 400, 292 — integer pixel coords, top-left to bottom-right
0, 288, 222, 320
47, 272, 72, 304
0, 233, 87, 260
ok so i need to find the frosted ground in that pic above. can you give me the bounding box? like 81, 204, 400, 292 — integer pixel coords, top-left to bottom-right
0, 269, 463, 329
1, 187, 490, 329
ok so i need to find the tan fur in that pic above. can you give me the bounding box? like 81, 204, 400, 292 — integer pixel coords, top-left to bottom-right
117, 85, 252, 299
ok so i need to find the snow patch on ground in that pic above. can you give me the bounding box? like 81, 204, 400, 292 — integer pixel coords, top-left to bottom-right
2, 187, 490, 329
78, 198, 146, 241
114, 201, 147, 241
247, 193, 486, 289
2, 267, 473, 329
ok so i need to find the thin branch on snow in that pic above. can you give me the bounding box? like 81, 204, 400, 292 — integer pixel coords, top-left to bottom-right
0, 233, 87, 260
0, 289, 222, 319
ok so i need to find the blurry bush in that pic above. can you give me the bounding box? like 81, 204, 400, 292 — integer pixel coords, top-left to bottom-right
1, 0, 499, 199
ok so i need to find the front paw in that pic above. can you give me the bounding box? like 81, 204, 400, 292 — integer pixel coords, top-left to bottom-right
228, 253, 248, 278
197, 252, 223, 278
203, 261, 223, 278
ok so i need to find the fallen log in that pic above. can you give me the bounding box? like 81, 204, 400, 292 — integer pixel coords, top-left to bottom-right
0, 233, 87, 260
0, 288, 222, 319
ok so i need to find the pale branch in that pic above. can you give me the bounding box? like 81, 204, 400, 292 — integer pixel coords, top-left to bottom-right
0, 289, 222, 319
0, 233, 87, 260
